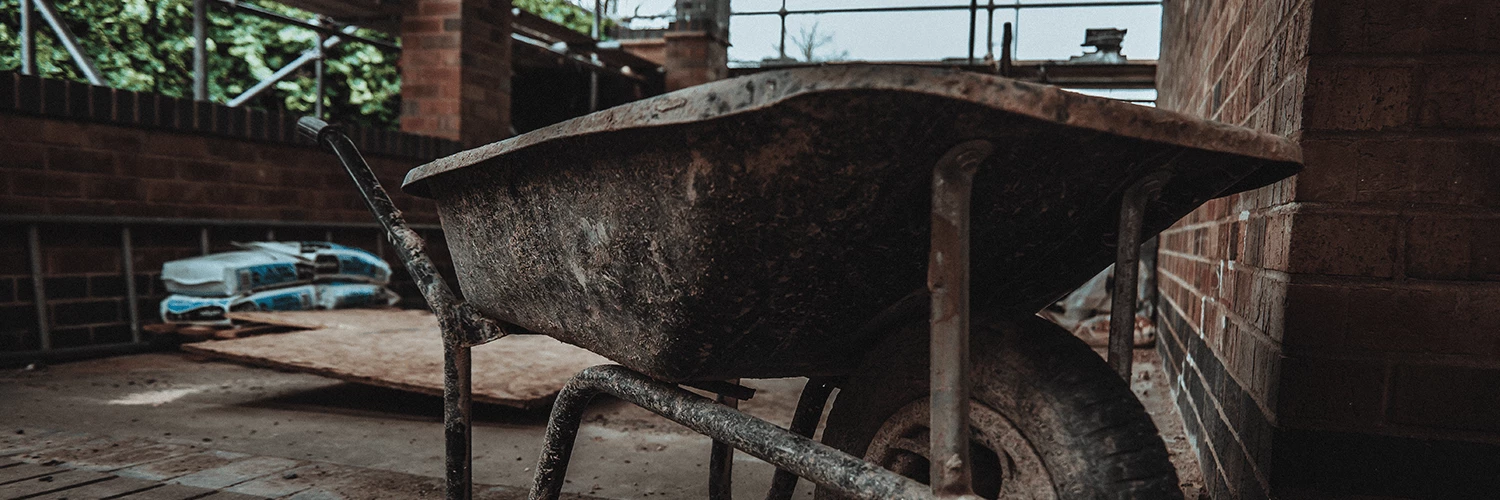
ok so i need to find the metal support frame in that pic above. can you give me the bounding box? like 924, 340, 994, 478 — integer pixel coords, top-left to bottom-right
313, 18, 327, 119
212, 0, 401, 52
122, 227, 141, 343
530, 366, 929, 500
27, 0, 105, 85
765, 377, 837, 500
588, 0, 603, 113
966, 0, 977, 66
709, 378, 739, 500
1106, 172, 1170, 379
20, 0, 36, 75
228, 27, 355, 108
733, 1, 1160, 16
927, 140, 994, 498
27, 225, 50, 351
193, 0, 208, 101
776, 0, 788, 60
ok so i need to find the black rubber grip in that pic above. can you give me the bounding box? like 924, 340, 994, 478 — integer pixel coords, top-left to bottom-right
296, 116, 330, 141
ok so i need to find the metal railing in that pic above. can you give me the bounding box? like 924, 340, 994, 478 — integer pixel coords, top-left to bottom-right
13, 0, 399, 120
743, 0, 1161, 65
617, 0, 1161, 67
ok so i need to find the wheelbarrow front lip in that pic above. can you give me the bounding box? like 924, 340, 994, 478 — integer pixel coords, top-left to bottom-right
401, 64, 1303, 198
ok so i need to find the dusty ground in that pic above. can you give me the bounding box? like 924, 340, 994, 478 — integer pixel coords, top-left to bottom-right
2, 348, 1201, 499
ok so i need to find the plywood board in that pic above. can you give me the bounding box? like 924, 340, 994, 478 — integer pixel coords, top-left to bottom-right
187, 309, 612, 409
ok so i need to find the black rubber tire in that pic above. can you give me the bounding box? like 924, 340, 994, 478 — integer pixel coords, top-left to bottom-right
818, 314, 1181, 499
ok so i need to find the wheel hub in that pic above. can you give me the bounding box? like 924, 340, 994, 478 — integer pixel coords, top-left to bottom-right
864, 398, 1055, 499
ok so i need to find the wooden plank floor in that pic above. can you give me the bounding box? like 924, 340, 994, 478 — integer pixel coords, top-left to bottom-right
1, 430, 598, 499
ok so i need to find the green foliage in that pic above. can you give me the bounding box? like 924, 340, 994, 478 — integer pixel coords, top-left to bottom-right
514, 0, 605, 36
0, 0, 599, 130
0, 0, 400, 128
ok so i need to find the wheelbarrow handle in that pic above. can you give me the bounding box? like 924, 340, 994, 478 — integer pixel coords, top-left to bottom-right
297, 116, 511, 347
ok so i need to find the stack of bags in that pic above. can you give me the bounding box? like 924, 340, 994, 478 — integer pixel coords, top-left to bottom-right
159, 242, 399, 326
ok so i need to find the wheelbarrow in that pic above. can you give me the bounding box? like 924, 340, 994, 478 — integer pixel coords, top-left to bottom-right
298, 64, 1300, 500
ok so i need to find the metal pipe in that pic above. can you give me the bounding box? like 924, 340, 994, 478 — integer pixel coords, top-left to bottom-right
33, 0, 104, 85
1107, 171, 1170, 378
967, 0, 977, 66
200, 227, 211, 255
28, 225, 50, 351
511, 33, 643, 81
589, 0, 602, 113
20, 0, 35, 75
529, 365, 930, 500
228, 28, 354, 108
927, 140, 993, 497
313, 19, 326, 119
732, 1, 1161, 16
193, 0, 208, 101
297, 116, 511, 347
0, 214, 441, 231
212, 0, 401, 52
1000, 22, 1013, 77
122, 227, 141, 343
777, 0, 787, 60
985, 0, 994, 61
1140, 235, 1160, 319
445, 342, 473, 500
709, 379, 738, 500
765, 377, 838, 500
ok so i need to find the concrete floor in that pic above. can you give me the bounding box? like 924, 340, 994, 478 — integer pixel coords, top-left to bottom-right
2, 349, 1201, 499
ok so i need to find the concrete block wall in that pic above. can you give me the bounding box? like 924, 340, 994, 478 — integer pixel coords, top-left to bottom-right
1158, 0, 1500, 497
0, 72, 458, 354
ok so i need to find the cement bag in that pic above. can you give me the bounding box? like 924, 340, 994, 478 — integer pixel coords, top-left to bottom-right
161, 250, 313, 297
315, 282, 400, 310
159, 285, 317, 325
237, 242, 391, 285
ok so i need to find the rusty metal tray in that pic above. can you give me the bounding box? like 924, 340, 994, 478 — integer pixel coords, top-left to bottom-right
402, 65, 1300, 382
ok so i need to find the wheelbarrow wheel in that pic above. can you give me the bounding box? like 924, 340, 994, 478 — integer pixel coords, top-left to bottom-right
818, 314, 1181, 499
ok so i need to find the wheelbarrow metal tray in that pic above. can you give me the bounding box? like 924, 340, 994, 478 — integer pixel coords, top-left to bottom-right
404, 65, 1301, 382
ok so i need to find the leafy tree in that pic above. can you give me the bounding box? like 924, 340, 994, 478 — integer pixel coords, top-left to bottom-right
0, 0, 598, 130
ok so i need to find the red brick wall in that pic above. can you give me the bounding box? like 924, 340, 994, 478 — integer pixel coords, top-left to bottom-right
400, 0, 513, 147
1156, 0, 1312, 496
0, 73, 457, 355
1159, 0, 1500, 497
663, 31, 728, 91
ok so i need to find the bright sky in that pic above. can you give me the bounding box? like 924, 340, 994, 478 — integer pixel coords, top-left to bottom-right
604, 0, 1161, 101
607, 0, 1161, 63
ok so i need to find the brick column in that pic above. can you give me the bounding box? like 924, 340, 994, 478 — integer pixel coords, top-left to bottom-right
1158, 0, 1500, 498
400, 0, 512, 148
663, 31, 727, 91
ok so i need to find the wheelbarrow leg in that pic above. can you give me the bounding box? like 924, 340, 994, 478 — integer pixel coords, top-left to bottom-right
530, 366, 929, 500
297, 117, 513, 500
709, 380, 738, 500
1106, 172, 1171, 379
765, 377, 837, 500
928, 140, 994, 499
444, 343, 473, 500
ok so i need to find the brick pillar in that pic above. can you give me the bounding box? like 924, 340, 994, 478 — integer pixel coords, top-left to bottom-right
663, 31, 727, 91
400, 0, 512, 148
662, 0, 729, 91
1158, 0, 1500, 498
